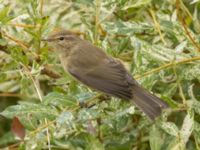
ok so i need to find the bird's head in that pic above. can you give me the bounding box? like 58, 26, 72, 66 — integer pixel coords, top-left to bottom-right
42, 30, 81, 53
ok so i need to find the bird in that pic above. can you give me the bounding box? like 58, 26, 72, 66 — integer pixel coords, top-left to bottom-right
43, 30, 168, 120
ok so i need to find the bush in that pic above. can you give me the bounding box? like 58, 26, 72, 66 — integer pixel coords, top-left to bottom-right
0, 0, 200, 149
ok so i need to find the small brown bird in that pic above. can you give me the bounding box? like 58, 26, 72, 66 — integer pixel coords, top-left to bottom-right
43, 30, 168, 120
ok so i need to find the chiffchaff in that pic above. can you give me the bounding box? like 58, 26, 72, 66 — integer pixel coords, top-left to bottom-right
43, 30, 168, 120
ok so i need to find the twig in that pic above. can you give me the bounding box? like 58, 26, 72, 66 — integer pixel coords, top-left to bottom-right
176, 0, 193, 20
134, 56, 200, 79
0, 142, 21, 150
1, 30, 42, 63
181, 19, 200, 51
40, 0, 44, 17
30, 93, 102, 136
45, 118, 51, 150
94, 0, 101, 44
21, 63, 43, 101
21, 63, 51, 150
41, 67, 61, 79
149, 9, 166, 45
0, 93, 22, 98
172, 64, 186, 104
175, 0, 200, 52
1, 30, 40, 60
29, 94, 103, 150
1, 30, 29, 49
9, 23, 41, 28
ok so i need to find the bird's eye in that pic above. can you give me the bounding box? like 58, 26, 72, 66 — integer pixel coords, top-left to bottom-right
59, 37, 64, 41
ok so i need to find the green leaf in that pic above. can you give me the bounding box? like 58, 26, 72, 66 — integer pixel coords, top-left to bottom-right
149, 125, 163, 150
104, 21, 154, 35
190, 0, 200, 4
84, 134, 104, 150
0, 102, 58, 120
161, 122, 179, 136
191, 100, 200, 115
0, 38, 7, 46
0, 73, 7, 82
175, 41, 187, 53
10, 46, 29, 65
0, 6, 14, 25
56, 112, 74, 126
0, 131, 15, 147
0, 6, 10, 21
180, 111, 194, 144
43, 92, 78, 108
122, 0, 151, 10
131, 36, 142, 70
78, 108, 99, 121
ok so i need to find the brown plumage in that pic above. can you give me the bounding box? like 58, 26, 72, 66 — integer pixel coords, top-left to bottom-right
43, 30, 168, 120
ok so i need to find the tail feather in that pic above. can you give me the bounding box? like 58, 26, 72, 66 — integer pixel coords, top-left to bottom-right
132, 85, 168, 120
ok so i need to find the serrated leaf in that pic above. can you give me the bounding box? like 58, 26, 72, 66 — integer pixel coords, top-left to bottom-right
191, 100, 200, 115
143, 44, 189, 62
122, 0, 151, 10
180, 111, 194, 144
78, 109, 99, 121
104, 21, 154, 35
161, 122, 179, 136
76, 91, 95, 102
43, 92, 78, 108
131, 36, 142, 70
0, 102, 58, 120
56, 112, 74, 126
183, 64, 200, 81
175, 41, 187, 53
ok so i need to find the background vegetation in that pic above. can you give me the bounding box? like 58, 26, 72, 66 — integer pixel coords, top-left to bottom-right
0, 0, 200, 149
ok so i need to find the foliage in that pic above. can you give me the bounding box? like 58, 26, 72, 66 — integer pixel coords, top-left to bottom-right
0, 0, 200, 149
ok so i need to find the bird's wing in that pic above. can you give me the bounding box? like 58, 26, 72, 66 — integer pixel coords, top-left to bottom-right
68, 57, 134, 99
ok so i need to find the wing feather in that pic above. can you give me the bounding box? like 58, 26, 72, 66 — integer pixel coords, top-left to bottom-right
68, 57, 134, 99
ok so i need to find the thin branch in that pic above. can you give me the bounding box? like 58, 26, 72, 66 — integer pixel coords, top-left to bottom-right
19, 53, 200, 146
135, 56, 200, 79
172, 65, 186, 105
1, 142, 21, 150
41, 66, 61, 79
94, 0, 101, 44
9, 23, 41, 28
21, 63, 51, 150
181, 19, 200, 51
1, 30, 40, 61
175, 0, 200, 52
21, 64, 43, 102
40, 0, 44, 17
45, 118, 51, 150
149, 9, 166, 45
30, 93, 102, 136
0, 93, 23, 98
1, 30, 29, 49
177, 0, 193, 20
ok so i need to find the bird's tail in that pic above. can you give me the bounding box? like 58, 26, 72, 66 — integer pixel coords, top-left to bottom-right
132, 84, 168, 120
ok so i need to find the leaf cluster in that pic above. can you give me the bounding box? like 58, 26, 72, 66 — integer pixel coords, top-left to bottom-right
0, 0, 200, 149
